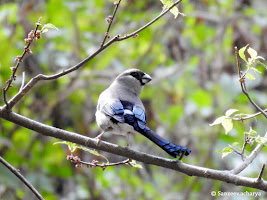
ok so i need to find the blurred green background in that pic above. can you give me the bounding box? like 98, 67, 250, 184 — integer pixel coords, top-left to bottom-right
0, 0, 267, 199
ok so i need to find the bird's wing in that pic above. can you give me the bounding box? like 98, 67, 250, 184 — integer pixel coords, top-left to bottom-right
101, 99, 125, 123
100, 99, 146, 129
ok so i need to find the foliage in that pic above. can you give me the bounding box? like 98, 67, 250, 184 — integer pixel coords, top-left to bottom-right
210, 46, 266, 159
0, 0, 267, 199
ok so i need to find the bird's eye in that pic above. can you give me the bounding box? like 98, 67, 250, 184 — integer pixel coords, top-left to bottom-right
130, 72, 139, 78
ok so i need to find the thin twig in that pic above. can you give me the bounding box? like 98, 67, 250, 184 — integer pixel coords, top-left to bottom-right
100, 0, 122, 47
232, 109, 267, 121
0, 156, 44, 200
231, 132, 267, 175
19, 72, 25, 92
257, 163, 265, 182
3, 0, 183, 110
3, 17, 42, 108
229, 145, 242, 156
80, 159, 131, 168
241, 133, 248, 161
117, 0, 183, 41
234, 47, 267, 119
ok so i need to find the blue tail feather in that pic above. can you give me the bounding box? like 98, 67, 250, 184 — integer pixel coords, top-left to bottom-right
140, 127, 191, 158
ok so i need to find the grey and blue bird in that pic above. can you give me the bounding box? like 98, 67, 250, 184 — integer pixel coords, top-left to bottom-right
95, 68, 191, 159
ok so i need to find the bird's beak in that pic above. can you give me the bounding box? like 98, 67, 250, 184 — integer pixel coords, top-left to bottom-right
141, 73, 152, 85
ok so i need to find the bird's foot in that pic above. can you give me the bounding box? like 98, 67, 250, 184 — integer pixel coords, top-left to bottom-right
178, 150, 186, 160
126, 132, 131, 147
94, 132, 105, 146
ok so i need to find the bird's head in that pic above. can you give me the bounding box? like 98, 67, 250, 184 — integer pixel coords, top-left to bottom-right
114, 68, 152, 95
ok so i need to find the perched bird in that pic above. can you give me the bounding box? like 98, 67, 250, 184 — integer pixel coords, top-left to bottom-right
95, 68, 191, 159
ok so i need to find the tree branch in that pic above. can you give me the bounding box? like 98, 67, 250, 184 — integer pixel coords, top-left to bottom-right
2, 17, 42, 108
0, 156, 44, 200
232, 109, 267, 121
231, 132, 267, 174
2, 0, 183, 110
234, 46, 267, 119
257, 164, 265, 182
100, 0, 122, 47
0, 110, 267, 191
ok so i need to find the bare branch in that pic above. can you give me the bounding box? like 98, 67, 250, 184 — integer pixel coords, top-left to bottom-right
100, 0, 122, 47
3, 0, 183, 110
3, 17, 42, 108
1, 110, 267, 191
232, 109, 267, 121
68, 153, 132, 170
257, 164, 265, 182
0, 156, 44, 200
117, 0, 183, 41
241, 133, 248, 161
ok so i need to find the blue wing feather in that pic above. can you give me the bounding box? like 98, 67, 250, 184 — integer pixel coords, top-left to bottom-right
101, 99, 125, 122
100, 99, 191, 158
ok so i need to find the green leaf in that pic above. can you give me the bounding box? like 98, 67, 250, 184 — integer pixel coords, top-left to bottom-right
53, 141, 77, 152
248, 127, 257, 136
256, 61, 267, 69
129, 160, 143, 169
247, 47, 257, 59
239, 44, 249, 63
245, 73, 255, 80
170, 6, 179, 18
256, 137, 267, 146
35, 22, 42, 26
160, 0, 184, 18
41, 23, 59, 33
160, 0, 173, 8
76, 146, 100, 156
209, 116, 226, 126
231, 142, 240, 146
222, 147, 233, 158
53, 141, 69, 145
221, 118, 233, 134
255, 56, 265, 60
225, 109, 239, 117
250, 67, 261, 74
233, 113, 247, 119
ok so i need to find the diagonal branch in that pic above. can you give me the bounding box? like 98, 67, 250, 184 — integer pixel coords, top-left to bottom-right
0, 156, 44, 200
231, 132, 267, 174
234, 47, 267, 119
100, 0, 122, 47
2, 17, 42, 108
0, 110, 267, 191
3, 0, 183, 110
257, 164, 265, 182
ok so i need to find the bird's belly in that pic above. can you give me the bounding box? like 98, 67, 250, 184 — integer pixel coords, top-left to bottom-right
95, 111, 136, 136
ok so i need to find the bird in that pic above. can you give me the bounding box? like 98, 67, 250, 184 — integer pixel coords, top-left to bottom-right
95, 68, 191, 159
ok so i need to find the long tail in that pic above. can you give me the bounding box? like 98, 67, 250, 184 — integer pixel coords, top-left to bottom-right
140, 127, 191, 158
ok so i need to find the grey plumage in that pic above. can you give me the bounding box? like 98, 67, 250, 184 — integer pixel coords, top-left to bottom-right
95, 68, 191, 158
96, 68, 149, 136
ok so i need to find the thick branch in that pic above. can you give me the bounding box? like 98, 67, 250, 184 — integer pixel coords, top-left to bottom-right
0, 110, 266, 191
0, 156, 44, 200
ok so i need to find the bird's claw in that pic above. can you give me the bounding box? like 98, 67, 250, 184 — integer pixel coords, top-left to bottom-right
178, 150, 186, 160
94, 132, 104, 146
